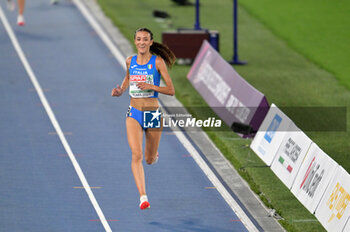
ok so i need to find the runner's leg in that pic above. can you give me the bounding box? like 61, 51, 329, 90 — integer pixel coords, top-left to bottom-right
17, 0, 25, 15
17, 0, 25, 26
145, 126, 162, 165
126, 117, 146, 196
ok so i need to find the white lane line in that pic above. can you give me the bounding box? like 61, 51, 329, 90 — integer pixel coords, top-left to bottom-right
71, 1, 260, 231
0, 6, 112, 232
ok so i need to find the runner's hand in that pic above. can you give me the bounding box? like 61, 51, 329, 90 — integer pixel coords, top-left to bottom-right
136, 82, 152, 90
111, 85, 123, 97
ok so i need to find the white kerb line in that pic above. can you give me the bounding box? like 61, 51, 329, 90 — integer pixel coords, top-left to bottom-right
72, 0, 126, 67
0, 6, 112, 232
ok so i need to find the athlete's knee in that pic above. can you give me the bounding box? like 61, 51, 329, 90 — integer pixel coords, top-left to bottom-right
131, 151, 143, 163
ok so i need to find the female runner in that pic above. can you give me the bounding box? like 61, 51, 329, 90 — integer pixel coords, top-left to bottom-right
111, 28, 176, 210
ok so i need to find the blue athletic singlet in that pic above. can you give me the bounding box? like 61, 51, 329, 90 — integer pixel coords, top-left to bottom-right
129, 55, 161, 98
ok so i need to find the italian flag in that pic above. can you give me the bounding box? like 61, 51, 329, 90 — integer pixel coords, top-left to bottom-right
278, 156, 293, 173
148, 64, 152, 69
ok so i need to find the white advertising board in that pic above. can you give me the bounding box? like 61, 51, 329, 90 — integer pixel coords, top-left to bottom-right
270, 123, 312, 189
250, 104, 292, 166
315, 166, 350, 232
291, 143, 338, 213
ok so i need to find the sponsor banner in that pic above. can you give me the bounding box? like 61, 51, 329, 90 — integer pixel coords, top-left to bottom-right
270, 123, 312, 189
291, 143, 338, 213
315, 166, 350, 232
187, 40, 269, 136
250, 104, 292, 166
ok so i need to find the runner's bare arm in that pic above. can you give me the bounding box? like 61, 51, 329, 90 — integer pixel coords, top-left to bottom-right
136, 57, 175, 96
111, 57, 131, 97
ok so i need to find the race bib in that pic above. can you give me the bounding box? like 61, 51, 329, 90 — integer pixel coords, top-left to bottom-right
129, 74, 154, 98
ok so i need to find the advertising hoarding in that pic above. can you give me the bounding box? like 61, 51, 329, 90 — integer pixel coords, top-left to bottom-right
315, 166, 350, 232
291, 143, 338, 213
270, 123, 312, 189
250, 104, 292, 166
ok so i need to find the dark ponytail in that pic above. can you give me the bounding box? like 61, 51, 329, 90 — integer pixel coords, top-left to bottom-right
135, 28, 176, 68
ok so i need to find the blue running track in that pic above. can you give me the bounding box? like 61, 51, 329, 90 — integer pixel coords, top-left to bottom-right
0, 1, 255, 231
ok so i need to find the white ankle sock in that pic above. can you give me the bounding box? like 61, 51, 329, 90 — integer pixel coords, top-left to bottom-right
140, 195, 148, 203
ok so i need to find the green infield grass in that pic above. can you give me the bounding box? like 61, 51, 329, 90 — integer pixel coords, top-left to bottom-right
239, 0, 350, 90
97, 0, 350, 231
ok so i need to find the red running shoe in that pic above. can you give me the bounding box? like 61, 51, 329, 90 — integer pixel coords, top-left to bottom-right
140, 201, 150, 210
139, 195, 150, 210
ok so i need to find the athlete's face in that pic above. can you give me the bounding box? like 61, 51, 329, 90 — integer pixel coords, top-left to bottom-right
134, 31, 153, 54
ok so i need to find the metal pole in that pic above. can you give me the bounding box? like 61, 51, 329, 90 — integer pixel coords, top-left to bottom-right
194, 0, 201, 30
229, 0, 246, 65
